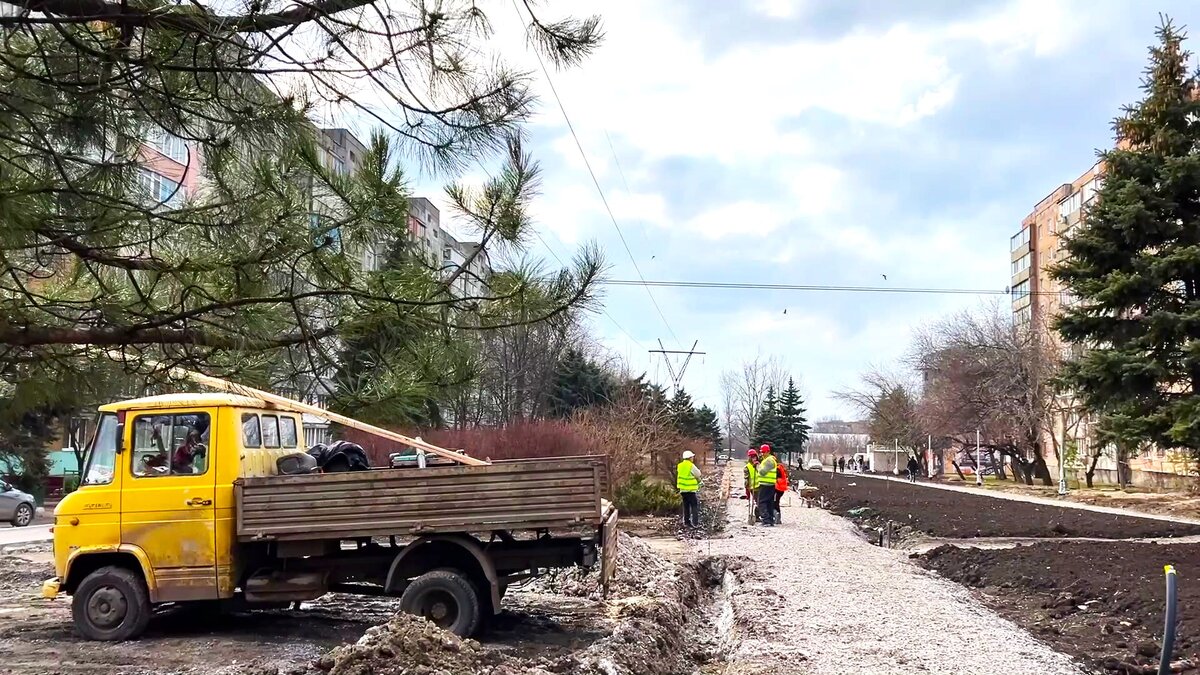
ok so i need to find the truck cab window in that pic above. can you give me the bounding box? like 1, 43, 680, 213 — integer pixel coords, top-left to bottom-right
131, 413, 211, 478
280, 416, 298, 448
261, 415, 280, 448
242, 414, 261, 447
82, 413, 118, 486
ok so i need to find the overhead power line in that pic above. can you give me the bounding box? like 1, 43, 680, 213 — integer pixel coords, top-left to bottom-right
598, 279, 1023, 296
513, 0, 682, 348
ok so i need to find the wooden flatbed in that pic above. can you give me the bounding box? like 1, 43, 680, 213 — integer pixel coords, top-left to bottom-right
235, 455, 611, 541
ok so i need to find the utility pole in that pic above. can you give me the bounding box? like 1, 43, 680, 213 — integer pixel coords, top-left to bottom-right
893, 438, 899, 475
648, 340, 705, 394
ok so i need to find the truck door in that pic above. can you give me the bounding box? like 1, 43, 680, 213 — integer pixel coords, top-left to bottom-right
121, 409, 218, 602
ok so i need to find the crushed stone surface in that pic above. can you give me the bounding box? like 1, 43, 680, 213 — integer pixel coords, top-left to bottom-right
701, 488, 1086, 675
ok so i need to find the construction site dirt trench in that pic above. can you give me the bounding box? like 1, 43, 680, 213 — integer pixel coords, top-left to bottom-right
0, 489, 738, 675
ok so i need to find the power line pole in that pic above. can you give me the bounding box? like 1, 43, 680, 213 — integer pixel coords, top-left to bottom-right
648, 339, 705, 394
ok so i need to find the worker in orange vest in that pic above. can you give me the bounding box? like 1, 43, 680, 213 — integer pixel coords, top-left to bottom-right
773, 461, 789, 525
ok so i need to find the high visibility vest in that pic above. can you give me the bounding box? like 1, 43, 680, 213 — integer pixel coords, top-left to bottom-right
758, 455, 778, 486
776, 464, 789, 492
677, 460, 700, 492
745, 462, 758, 489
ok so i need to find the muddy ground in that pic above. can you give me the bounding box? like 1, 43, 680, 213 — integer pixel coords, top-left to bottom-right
918, 541, 1199, 673
803, 471, 1200, 539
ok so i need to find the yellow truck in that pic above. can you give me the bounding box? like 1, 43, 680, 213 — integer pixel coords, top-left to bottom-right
44, 393, 617, 641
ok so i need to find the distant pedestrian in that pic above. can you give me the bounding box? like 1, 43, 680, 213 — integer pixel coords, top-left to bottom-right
906, 455, 920, 483
838, 456, 846, 473
677, 450, 702, 528
756, 444, 779, 527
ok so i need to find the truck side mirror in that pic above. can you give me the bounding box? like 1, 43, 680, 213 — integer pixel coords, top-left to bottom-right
116, 422, 125, 454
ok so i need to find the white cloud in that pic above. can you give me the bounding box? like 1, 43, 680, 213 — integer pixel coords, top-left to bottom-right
751, 0, 807, 19
685, 201, 790, 240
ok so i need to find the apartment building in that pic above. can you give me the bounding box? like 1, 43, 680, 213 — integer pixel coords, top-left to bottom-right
1010, 161, 1104, 331
407, 197, 493, 298
1012, 162, 1196, 487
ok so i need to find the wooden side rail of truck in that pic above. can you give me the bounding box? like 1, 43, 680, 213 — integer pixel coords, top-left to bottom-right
43, 393, 618, 641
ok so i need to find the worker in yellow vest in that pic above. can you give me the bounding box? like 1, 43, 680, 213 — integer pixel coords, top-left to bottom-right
756, 444, 779, 527
744, 448, 760, 524
677, 450, 702, 528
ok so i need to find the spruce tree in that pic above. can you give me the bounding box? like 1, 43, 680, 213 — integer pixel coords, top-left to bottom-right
695, 405, 722, 453
751, 386, 784, 449
776, 378, 810, 463
1052, 20, 1200, 457
669, 388, 701, 437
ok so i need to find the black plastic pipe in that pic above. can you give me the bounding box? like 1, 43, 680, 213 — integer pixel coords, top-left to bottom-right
1158, 564, 1178, 675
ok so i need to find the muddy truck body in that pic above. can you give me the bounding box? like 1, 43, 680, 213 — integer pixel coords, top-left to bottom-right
43, 393, 618, 641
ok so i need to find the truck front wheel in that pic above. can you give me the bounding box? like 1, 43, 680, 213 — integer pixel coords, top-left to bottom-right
398, 569, 481, 637
71, 566, 152, 641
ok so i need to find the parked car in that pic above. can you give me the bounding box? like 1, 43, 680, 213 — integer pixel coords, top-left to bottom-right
806, 459, 824, 471
716, 453, 730, 462
0, 480, 36, 527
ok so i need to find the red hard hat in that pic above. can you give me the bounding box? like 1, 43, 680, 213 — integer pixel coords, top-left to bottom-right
760, 444, 771, 453
747, 449, 758, 457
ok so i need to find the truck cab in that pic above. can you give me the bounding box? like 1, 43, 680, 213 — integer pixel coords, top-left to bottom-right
45, 393, 616, 641
45, 394, 299, 639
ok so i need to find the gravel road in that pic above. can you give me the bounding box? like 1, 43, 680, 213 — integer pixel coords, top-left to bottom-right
699, 490, 1085, 674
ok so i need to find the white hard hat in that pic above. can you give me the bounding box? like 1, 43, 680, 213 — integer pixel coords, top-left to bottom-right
682, 451, 695, 459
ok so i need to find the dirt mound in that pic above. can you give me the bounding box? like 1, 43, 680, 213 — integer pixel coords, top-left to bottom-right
0, 555, 53, 593
284, 613, 548, 675
524, 532, 675, 600
918, 541, 1200, 672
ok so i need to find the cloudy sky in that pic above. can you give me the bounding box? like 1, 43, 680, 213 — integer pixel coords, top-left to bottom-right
403, 0, 1200, 420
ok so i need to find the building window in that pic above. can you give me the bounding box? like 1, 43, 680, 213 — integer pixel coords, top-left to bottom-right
149, 130, 189, 164
1058, 191, 1082, 219
1010, 228, 1030, 251
443, 246, 452, 261
1014, 305, 1032, 326
1011, 253, 1031, 276
1012, 279, 1030, 300
138, 169, 183, 208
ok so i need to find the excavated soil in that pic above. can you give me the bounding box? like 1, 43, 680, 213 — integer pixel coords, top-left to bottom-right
918, 541, 1200, 673
804, 471, 1200, 539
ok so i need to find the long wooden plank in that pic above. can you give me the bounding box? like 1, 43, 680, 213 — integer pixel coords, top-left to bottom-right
112, 351, 484, 466
241, 494, 599, 520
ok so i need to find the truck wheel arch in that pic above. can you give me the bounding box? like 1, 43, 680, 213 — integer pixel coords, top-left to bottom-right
64, 546, 158, 602
385, 536, 501, 614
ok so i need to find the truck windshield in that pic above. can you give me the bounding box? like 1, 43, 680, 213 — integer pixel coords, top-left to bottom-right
82, 413, 119, 486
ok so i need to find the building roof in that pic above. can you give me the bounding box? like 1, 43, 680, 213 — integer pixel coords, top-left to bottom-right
98, 393, 273, 412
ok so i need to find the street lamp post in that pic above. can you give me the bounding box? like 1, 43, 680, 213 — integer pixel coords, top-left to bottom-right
975, 429, 983, 487
1058, 410, 1069, 496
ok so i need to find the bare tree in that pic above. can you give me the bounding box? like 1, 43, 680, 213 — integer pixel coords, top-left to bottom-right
719, 354, 786, 448
911, 304, 1059, 485
835, 367, 923, 450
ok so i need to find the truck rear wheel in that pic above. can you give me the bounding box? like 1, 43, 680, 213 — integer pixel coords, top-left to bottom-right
71, 566, 151, 641
398, 569, 481, 637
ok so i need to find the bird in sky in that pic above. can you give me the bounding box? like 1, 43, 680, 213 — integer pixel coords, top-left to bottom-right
881, 274, 888, 280
783, 308, 788, 314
